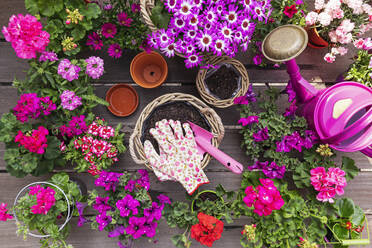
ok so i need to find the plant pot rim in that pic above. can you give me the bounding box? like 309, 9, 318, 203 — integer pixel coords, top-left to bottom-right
130, 51, 168, 88
191, 190, 224, 213
13, 181, 73, 239
106, 83, 139, 117
305, 26, 329, 49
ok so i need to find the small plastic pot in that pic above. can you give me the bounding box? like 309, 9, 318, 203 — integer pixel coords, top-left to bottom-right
130, 51, 168, 88
305, 27, 329, 49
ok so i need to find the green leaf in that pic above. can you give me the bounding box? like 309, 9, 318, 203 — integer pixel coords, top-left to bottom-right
83, 3, 101, 19
25, 0, 39, 15
71, 26, 86, 41
38, 0, 55, 16
151, 4, 170, 29
336, 198, 355, 218
351, 205, 365, 226
333, 223, 349, 240
341, 156, 359, 181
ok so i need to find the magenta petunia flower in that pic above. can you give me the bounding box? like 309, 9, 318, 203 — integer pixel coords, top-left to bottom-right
107, 43, 122, 58
116, 195, 140, 217
238, 116, 259, 126
95, 171, 123, 192
101, 23, 117, 38
252, 127, 269, 142
144, 202, 163, 222
117, 12, 133, 27
86, 32, 103, 50
125, 216, 147, 239
85, 56, 104, 79
96, 211, 112, 231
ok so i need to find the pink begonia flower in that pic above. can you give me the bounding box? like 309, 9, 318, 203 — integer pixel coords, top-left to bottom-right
317, 12, 332, 26
324, 53, 336, 63
238, 116, 259, 126
354, 38, 365, 49
305, 12, 318, 25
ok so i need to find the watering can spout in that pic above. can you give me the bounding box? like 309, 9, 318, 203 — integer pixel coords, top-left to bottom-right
286, 59, 319, 103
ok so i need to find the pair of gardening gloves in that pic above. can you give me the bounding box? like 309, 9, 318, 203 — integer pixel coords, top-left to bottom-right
144, 119, 209, 195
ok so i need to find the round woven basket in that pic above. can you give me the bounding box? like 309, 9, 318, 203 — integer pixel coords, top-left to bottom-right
129, 93, 225, 170
140, 0, 185, 58
196, 56, 250, 108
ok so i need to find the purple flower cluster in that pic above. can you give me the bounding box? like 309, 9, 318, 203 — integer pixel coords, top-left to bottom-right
95, 171, 123, 192
94, 196, 113, 231
85, 56, 104, 79
238, 115, 259, 126
39, 51, 58, 62
248, 161, 286, 179
57, 59, 81, 82
13, 93, 56, 123
60, 90, 82, 111
59, 115, 87, 138
283, 99, 298, 117
252, 127, 269, 142
125, 169, 151, 192
76, 201, 88, 227
276, 130, 318, 153
116, 195, 140, 217
148, 0, 272, 68
234, 84, 257, 104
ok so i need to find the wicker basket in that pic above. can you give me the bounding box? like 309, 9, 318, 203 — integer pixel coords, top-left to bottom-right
196, 56, 250, 108
129, 93, 225, 170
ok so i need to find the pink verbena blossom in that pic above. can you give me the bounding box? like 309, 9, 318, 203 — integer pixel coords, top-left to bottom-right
2, 14, 49, 59
57, 59, 81, 81
39, 51, 58, 62
14, 126, 49, 154
60, 90, 82, 111
85, 56, 104, 79
310, 167, 347, 203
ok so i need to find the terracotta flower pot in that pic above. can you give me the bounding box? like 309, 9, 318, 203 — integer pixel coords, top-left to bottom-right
130, 51, 168, 88
306, 27, 329, 49
106, 84, 139, 117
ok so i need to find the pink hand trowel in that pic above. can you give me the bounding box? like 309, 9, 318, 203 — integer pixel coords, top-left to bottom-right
187, 121, 243, 174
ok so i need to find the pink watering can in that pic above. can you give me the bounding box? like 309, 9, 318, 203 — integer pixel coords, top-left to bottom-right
261, 25, 372, 157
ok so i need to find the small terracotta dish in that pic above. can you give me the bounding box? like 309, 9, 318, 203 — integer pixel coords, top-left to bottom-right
130, 51, 168, 88
106, 84, 139, 117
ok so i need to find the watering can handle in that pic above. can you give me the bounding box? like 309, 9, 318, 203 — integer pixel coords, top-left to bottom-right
322, 107, 372, 144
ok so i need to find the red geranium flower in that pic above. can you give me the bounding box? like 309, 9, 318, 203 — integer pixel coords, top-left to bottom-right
191, 212, 224, 247
283, 4, 298, 18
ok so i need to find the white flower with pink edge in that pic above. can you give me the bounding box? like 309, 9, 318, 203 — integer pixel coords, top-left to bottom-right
324, 53, 336, 63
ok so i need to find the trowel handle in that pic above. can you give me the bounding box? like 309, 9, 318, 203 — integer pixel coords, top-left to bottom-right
195, 138, 243, 174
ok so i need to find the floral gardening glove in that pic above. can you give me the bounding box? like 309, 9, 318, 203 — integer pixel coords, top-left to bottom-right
144, 119, 209, 195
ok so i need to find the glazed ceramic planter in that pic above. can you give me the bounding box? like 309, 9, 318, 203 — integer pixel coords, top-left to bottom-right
106, 84, 139, 117
306, 27, 329, 48
130, 51, 168, 88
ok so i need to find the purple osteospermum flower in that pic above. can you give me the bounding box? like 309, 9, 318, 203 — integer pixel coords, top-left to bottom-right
214, 3, 225, 16
192, 0, 203, 10
197, 31, 213, 52
86, 32, 103, 50
234, 30, 243, 43
85, 56, 104, 79
185, 43, 196, 55
60, 90, 82, 111
238, 116, 259, 126
188, 13, 200, 28
252, 127, 269, 142
212, 38, 226, 56
186, 29, 198, 40
157, 29, 172, 48
147, 32, 159, 49
96, 211, 112, 231
204, 7, 217, 23
108, 43, 122, 58
95, 171, 123, 192
251, 1, 265, 22
175, 40, 187, 53
76, 201, 88, 227
220, 23, 234, 41
157, 194, 171, 205
116, 194, 140, 217
161, 42, 176, 58
178, 0, 193, 18
117, 12, 133, 27
126, 216, 147, 239
93, 196, 112, 213
39, 51, 58, 62
171, 16, 186, 30
204, 22, 213, 31
241, 0, 253, 10
224, 4, 240, 27
239, 17, 252, 34
101, 23, 117, 38
185, 53, 202, 68
144, 202, 163, 222
58, 59, 81, 81
262, 162, 286, 179
108, 225, 126, 238
164, 0, 178, 13
143, 220, 158, 238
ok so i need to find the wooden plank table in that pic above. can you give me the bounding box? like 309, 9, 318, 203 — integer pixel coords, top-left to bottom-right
0, 1, 371, 247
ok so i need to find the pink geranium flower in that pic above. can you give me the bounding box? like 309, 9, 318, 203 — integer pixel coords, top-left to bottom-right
0, 203, 13, 221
